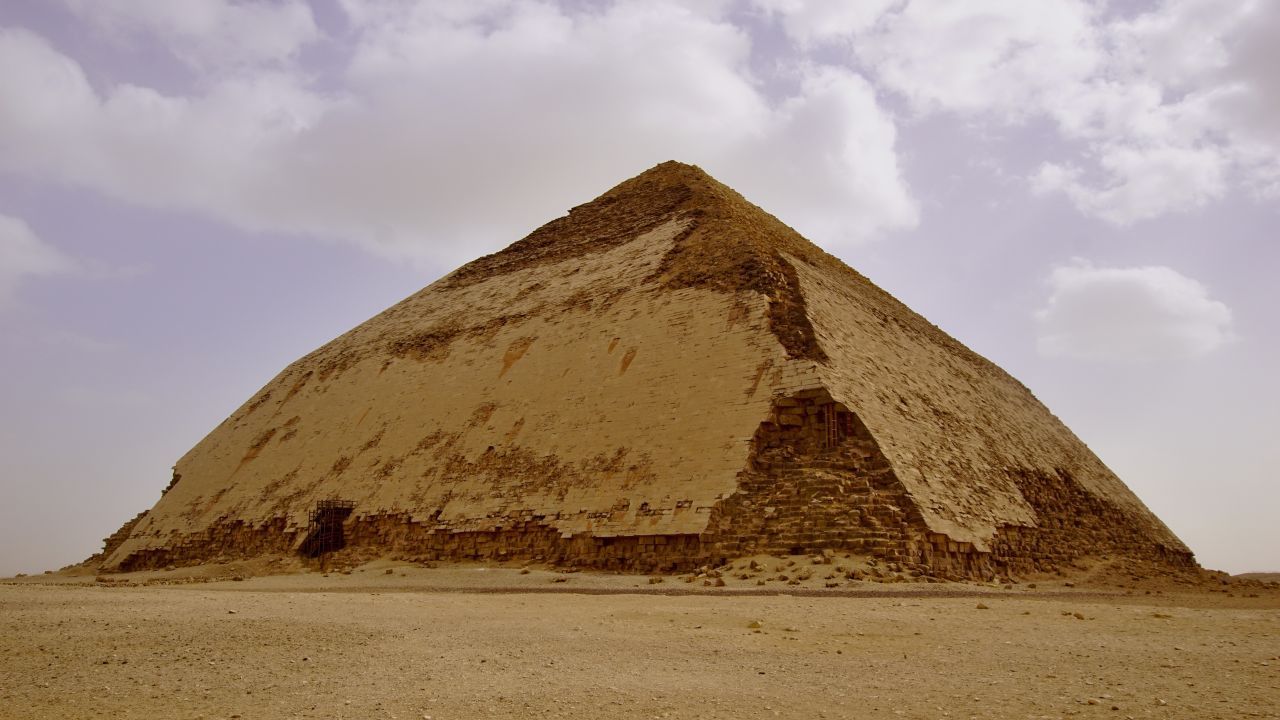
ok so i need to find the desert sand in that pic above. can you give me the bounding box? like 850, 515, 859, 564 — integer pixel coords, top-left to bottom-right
3, 560, 1277, 720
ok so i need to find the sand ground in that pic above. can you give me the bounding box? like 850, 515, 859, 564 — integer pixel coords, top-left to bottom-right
2, 562, 1277, 720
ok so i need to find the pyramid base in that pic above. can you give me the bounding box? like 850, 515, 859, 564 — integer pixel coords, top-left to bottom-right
105, 505, 1193, 582
104, 395, 1195, 580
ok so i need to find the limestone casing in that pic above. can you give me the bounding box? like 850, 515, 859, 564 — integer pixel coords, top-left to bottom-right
101, 161, 1194, 577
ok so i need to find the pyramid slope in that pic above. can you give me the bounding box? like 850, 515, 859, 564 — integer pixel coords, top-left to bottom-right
102, 162, 1191, 577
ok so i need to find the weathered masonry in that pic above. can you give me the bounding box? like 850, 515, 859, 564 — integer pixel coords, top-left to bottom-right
98, 161, 1195, 579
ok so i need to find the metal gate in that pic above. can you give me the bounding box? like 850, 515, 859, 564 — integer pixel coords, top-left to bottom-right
300, 499, 356, 558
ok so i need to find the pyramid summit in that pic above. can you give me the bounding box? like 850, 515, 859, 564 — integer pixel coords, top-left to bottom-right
98, 161, 1193, 579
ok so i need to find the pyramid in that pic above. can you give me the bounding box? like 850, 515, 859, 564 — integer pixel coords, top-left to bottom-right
99, 161, 1194, 579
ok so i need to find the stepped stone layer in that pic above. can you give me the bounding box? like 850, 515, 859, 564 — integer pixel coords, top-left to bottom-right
101, 162, 1193, 578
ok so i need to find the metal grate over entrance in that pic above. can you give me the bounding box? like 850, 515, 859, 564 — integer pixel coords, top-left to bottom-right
823, 403, 839, 448
300, 499, 356, 558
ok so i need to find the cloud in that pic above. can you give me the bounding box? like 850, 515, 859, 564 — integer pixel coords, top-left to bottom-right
1, 0, 1274, 266
0, 3, 918, 270
760, 0, 1280, 224
0, 213, 73, 307
56, 0, 319, 72
854, 0, 1103, 120
751, 0, 898, 46
1035, 260, 1233, 362
1031, 144, 1226, 224
718, 65, 917, 244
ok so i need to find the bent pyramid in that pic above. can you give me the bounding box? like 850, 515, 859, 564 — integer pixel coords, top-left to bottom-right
101, 161, 1193, 579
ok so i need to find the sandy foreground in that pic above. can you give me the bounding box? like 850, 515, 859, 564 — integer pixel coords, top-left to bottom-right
2, 562, 1277, 720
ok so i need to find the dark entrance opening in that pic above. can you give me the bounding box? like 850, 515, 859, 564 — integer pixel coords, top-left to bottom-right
301, 499, 356, 558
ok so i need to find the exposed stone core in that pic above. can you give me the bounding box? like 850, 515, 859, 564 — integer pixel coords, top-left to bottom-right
97, 161, 1194, 579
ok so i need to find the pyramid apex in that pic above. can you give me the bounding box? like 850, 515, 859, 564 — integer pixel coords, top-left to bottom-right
596, 160, 731, 208
442, 159, 748, 289
633, 159, 714, 181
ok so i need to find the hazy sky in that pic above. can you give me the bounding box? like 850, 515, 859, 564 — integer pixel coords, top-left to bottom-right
1, 0, 1276, 576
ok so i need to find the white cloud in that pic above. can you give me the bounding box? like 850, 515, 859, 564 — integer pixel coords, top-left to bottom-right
855, 0, 1103, 120
1035, 260, 1233, 363
57, 0, 319, 72
752, 0, 898, 46
0, 213, 73, 307
1031, 144, 1226, 224
0, 3, 918, 269
0, 27, 328, 221
1106, 0, 1252, 91
760, 0, 1280, 224
719, 65, 917, 244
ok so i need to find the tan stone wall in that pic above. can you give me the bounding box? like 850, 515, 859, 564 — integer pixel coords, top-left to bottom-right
787, 252, 1189, 557
112, 387, 1195, 580
105, 220, 811, 569
99, 162, 1193, 578
109, 387, 1194, 579
704, 388, 924, 560
702, 388, 1193, 580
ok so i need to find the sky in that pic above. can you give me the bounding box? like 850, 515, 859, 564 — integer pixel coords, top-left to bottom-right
0, 0, 1275, 576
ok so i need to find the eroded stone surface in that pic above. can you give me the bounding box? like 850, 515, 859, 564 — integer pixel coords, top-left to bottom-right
99, 161, 1194, 578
